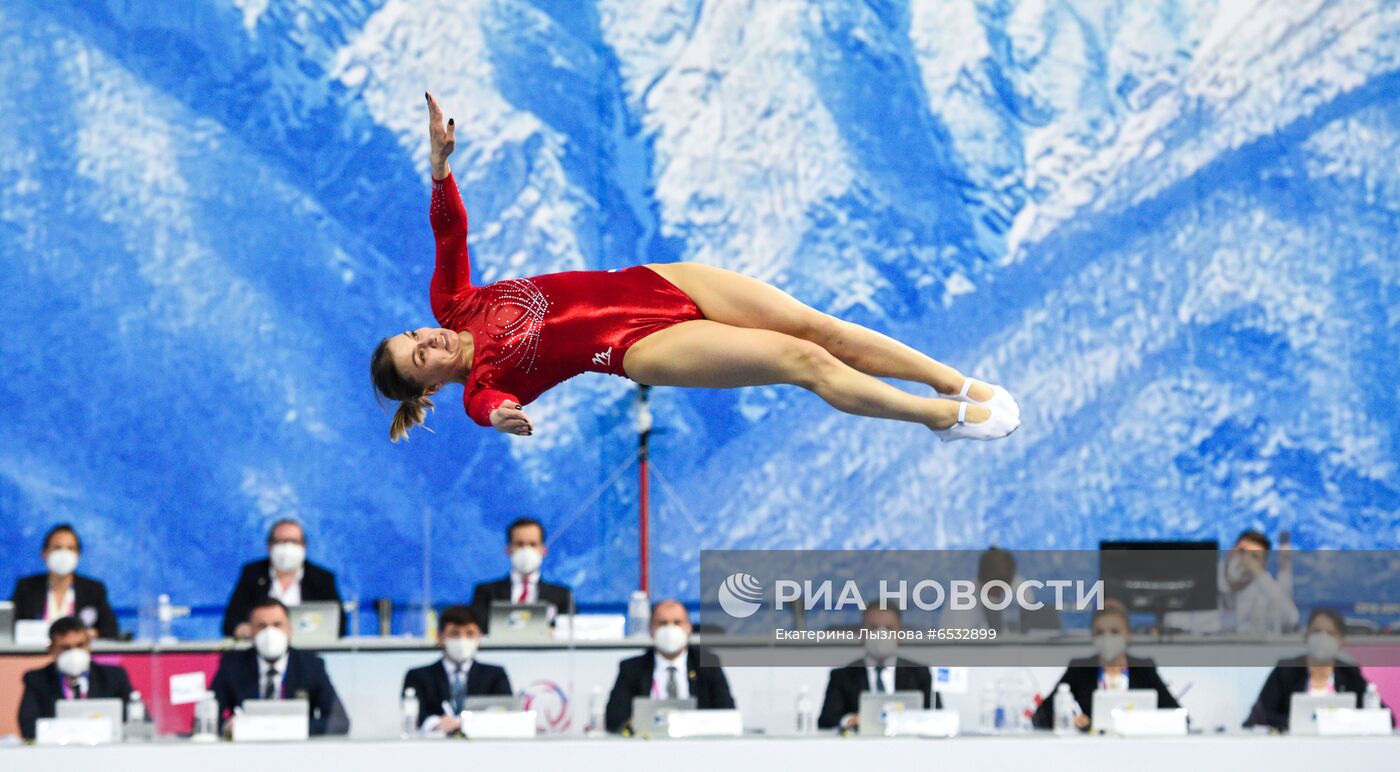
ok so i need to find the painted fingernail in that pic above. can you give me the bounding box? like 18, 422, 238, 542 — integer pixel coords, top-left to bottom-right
448, 118, 454, 126
424, 91, 428, 99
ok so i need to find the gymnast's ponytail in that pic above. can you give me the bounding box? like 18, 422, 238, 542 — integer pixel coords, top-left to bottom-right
371, 337, 434, 443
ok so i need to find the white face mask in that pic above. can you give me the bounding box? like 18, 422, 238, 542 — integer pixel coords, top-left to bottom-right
511, 546, 543, 575
56, 648, 91, 677
46, 548, 79, 577
1306, 631, 1341, 663
443, 636, 480, 664
864, 630, 899, 662
269, 543, 306, 573
1093, 633, 1128, 662
254, 626, 290, 661
653, 623, 689, 657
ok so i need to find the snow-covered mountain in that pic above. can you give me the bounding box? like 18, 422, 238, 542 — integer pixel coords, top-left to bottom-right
1, 0, 1396, 621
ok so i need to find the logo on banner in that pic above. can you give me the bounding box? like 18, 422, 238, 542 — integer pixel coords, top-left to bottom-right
717, 572, 763, 618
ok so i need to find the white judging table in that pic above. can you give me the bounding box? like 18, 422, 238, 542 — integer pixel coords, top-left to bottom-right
7, 735, 1400, 772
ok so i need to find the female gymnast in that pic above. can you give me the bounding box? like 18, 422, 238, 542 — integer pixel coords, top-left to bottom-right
371, 93, 1021, 443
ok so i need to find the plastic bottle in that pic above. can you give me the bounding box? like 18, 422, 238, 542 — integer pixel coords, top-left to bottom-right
978, 681, 998, 733
192, 692, 219, 742
588, 685, 607, 736
1053, 683, 1076, 736
795, 686, 815, 735
1363, 683, 1381, 710
157, 594, 175, 644
400, 687, 420, 739
627, 590, 650, 637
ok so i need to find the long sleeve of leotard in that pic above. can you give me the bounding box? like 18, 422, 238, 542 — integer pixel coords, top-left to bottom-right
467, 387, 521, 428
428, 173, 471, 317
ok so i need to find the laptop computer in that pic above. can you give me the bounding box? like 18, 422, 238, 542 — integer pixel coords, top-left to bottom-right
631, 697, 697, 738
1091, 689, 1158, 733
1289, 693, 1358, 735
858, 690, 924, 736
288, 601, 341, 646
463, 695, 525, 712
0, 601, 13, 643
57, 698, 124, 742
488, 601, 553, 642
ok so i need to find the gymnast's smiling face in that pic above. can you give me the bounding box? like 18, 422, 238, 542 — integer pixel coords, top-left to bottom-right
386, 326, 470, 393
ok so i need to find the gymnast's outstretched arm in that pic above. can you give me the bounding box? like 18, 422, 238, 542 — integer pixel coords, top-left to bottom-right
425, 92, 472, 313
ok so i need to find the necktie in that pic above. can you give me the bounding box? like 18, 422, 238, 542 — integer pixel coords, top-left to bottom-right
666, 666, 679, 699
518, 575, 531, 604
263, 668, 279, 699
875, 666, 888, 693
452, 667, 467, 712
69, 677, 85, 700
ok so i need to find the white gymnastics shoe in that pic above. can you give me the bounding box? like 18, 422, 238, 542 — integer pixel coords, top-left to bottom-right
949, 377, 1020, 419
934, 402, 1021, 443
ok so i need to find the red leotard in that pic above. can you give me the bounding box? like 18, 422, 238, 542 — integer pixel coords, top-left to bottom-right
427, 175, 705, 426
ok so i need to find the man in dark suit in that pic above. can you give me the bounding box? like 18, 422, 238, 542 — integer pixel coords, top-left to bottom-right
605, 599, 735, 734
18, 616, 136, 739
221, 518, 345, 639
469, 517, 574, 634
11, 523, 120, 639
818, 604, 938, 731
402, 605, 512, 735
211, 598, 349, 736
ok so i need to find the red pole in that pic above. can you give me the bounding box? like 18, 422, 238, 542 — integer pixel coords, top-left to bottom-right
638, 385, 651, 594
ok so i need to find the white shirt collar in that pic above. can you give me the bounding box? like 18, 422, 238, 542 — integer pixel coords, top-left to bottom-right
258, 652, 290, 680
442, 657, 473, 678
510, 569, 541, 585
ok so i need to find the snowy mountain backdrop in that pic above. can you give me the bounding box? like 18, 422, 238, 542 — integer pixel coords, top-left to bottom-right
2, 0, 1397, 629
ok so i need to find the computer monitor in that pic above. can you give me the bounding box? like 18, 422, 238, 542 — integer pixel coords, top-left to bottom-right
1099, 540, 1219, 617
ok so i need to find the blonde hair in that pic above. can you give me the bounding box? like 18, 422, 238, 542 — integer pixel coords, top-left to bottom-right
389, 395, 434, 443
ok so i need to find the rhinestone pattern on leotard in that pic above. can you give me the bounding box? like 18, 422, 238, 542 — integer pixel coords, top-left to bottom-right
483, 278, 550, 374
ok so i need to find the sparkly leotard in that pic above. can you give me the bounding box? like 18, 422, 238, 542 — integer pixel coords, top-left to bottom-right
428, 174, 704, 426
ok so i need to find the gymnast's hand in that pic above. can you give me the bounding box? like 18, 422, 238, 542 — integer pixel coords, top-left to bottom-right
491, 402, 533, 436
425, 91, 455, 180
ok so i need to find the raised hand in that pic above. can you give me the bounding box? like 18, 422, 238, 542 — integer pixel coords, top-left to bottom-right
425, 91, 455, 180
490, 402, 534, 436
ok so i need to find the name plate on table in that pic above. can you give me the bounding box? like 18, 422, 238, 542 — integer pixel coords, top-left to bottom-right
36, 717, 114, 746
232, 715, 310, 742
883, 710, 960, 738
1316, 708, 1393, 736
462, 710, 537, 739
13, 619, 51, 646
1110, 708, 1188, 737
665, 709, 743, 738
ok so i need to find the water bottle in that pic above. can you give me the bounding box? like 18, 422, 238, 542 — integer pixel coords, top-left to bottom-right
795, 686, 816, 735
627, 590, 650, 637
1363, 683, 1381, 710
587, 685, 607, 737
1053, 683, 1076, 736
994, 678, 1010, 731
192, 692, 219, 742
978, 681, 998, 733
157, 594, 175, 644
400, 687, 420, 739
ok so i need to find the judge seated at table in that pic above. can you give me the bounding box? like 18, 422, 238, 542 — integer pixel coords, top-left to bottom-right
818, 603, 939, 732
402, 605, 513, 735
10, 523, 121, 640
18, 616, 138, 739
210, 598, 349, 736
1031, 599, 1179, 731
468, 517, 575, 634
1244, 607, 1381, 731
222, 518, 346, 639
605, 599, 735, 734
